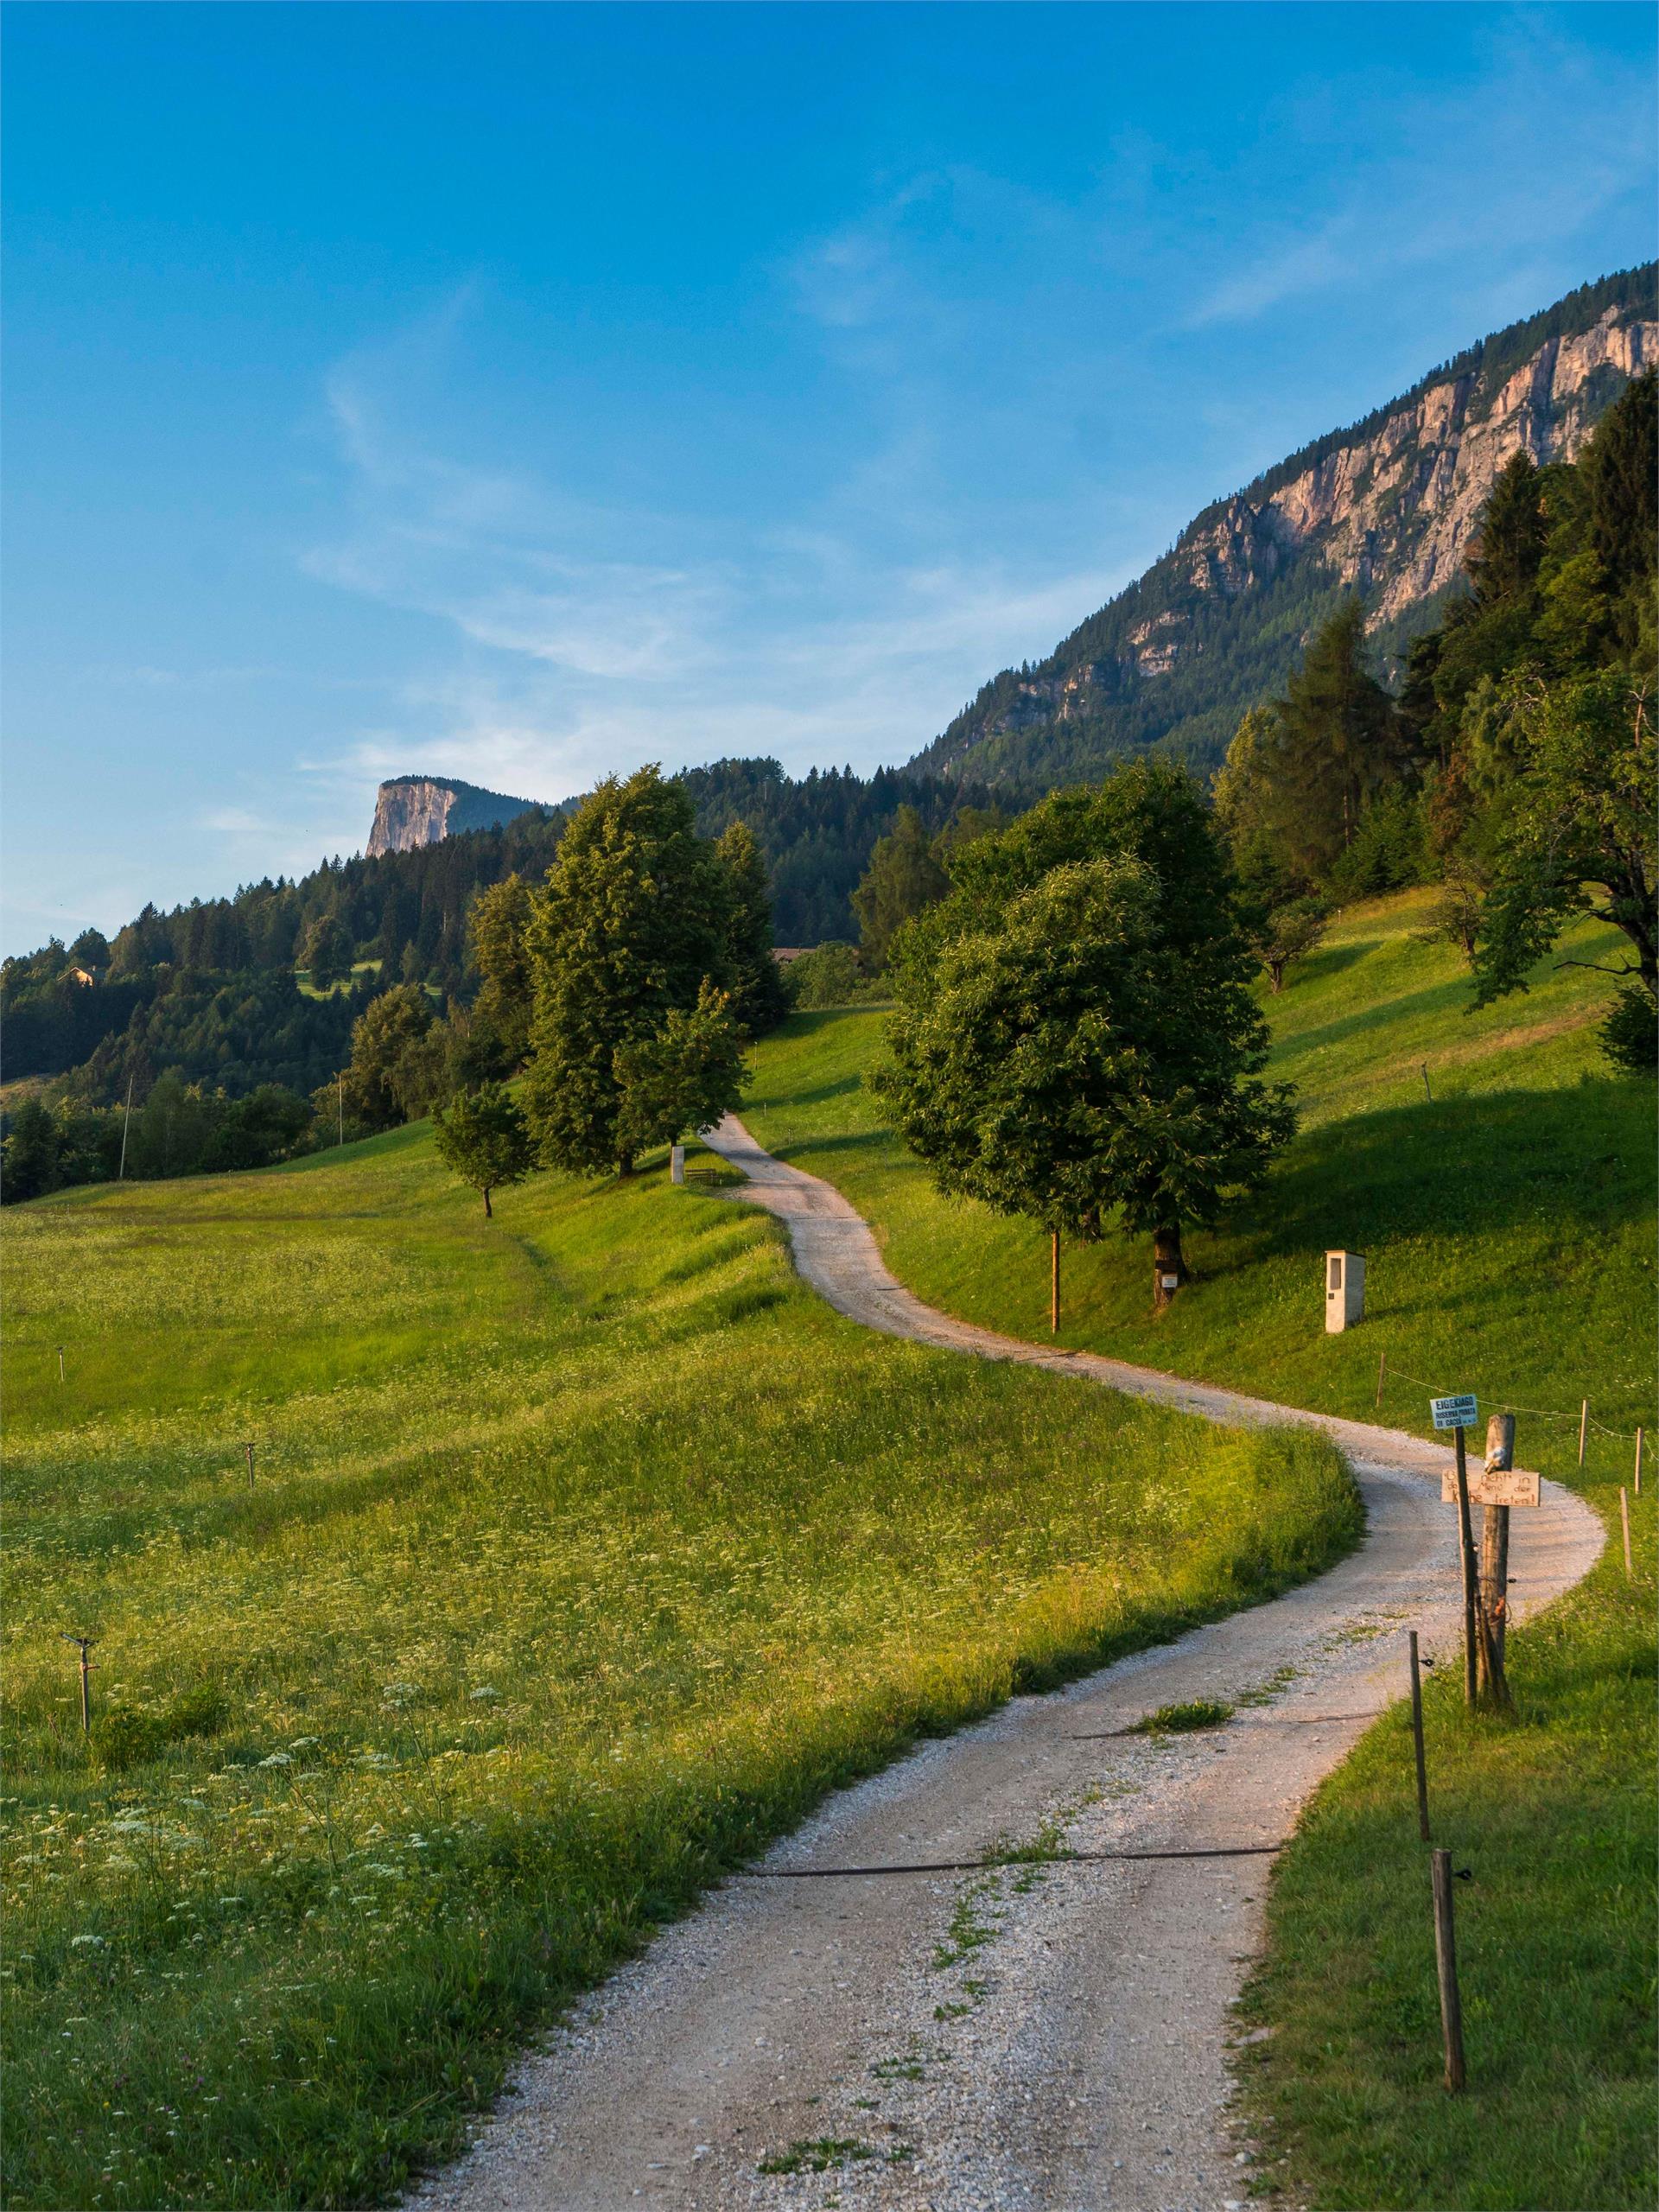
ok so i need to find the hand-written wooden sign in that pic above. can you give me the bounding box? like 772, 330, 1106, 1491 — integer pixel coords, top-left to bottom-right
1431, 1394, 1479, 1431
1441, 1468, 1541, 1509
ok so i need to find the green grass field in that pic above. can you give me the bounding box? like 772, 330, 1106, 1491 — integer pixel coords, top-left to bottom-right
741, 886, 1656, 2211
0, 1128, 1357, 2209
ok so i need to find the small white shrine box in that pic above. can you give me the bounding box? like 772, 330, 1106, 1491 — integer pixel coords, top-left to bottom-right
1325, 1249, 1365, 1332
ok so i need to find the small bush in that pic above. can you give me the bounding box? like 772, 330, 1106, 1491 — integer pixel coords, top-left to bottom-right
785, 942, 871, 1010
89, 1709, 169, 1771
89, 1684, 227, 1771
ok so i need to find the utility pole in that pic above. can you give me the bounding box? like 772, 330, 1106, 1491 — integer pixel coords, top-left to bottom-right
117, 1071, 135, 1181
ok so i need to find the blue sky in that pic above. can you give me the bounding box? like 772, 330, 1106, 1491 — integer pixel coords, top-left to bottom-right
4, 2, 1655, 951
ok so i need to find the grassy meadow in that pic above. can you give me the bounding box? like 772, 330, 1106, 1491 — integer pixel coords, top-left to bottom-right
0, 1125, 1357, 2209
741, 885, 1657, 2211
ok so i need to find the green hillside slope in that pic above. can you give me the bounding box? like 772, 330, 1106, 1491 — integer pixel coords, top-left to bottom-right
741, 887, 1656, 2210
741, 890, 1654, 1457
0, 1128, 1354, 2209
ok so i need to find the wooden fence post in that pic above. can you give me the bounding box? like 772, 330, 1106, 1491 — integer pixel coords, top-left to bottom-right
1479, 1415, 1514, 1709
1636, 1428, 1644, 1497
1620, 1488, 1633, 1580
1408, 1630, 1430, 1842
1579, 1400, 1589, 1467
1050, 1232, 1059, 1338
1376, 1349, 1387, 1408
1431, 1848, 1466, 2092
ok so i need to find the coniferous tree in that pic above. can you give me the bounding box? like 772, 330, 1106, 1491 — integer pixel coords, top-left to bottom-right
1, 1097, 61, 1202
467, 872, 536, 1071
299, 913, 353, 992
1465, 450, 1548, 607
1267, 599, 1402, 877
852, 805, 950, 969
523, 767, 732, 1176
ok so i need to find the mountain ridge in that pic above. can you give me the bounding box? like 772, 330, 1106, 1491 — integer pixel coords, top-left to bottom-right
906, 263, 1658, 793
365, 774, 550, 857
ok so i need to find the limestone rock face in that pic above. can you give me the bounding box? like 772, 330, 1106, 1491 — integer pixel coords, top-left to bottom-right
912, 270, 1657, 788
365, 776, 545, 858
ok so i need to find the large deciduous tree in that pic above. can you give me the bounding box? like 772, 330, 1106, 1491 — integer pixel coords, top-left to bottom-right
714, 822, 791, 1036
467, 873, 536, 1073
878, 766, 1295, 1309
523, 767, 734, 1175
613, 982, 748, 1164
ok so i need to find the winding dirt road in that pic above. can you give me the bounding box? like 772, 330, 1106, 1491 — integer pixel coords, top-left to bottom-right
414, 1116, 1603, 2212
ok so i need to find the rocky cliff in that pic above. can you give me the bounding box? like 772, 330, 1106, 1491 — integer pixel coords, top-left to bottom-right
910, 265, 1657, 791
365, 776, 546, 858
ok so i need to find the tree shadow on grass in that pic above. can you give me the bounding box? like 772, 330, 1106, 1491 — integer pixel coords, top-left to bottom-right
1236, 1079, 1653, 1262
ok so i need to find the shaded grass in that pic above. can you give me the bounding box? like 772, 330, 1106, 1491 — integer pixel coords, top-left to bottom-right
0, 1127, 1358, 2209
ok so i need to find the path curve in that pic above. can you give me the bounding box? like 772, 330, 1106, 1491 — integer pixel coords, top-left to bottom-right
415, 1116, 1604, 2212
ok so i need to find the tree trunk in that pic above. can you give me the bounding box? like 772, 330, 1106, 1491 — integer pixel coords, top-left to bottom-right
1268, 957, 1286, 994
482, 1186, 493, 1218
616, 1154, 636, 1178
1152, 1224, 1186, 1312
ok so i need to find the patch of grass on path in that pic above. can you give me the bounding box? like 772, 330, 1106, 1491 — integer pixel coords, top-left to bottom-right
1235, 1487, 1656, 2210
0, 1129, 1357, 2209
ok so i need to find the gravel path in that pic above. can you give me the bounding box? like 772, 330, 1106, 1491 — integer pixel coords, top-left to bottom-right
412, 1116, 1604, 2212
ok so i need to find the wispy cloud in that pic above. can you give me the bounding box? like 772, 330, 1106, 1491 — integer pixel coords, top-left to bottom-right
1189, 21, 1656, 327
302, 301, 1128, 804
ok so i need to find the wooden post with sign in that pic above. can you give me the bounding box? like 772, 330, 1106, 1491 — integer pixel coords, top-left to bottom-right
62, 1635, 93, 1732
1433, 1396, 1482, 1708
1478, 1414, 1514, 1709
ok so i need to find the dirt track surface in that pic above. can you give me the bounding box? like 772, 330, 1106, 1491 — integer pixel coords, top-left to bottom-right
411, 1116, 1603, 2212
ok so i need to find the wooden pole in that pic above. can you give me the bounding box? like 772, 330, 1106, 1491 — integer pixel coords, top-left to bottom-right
1431, 1848, 1466, 2092
337, 1072, 344, 1148
1620, 1487, 1633, 1580
1050, 1231, 1059, 1338
63, 1636, 92, 1732
1376, 1349, 1387, 1408
1452, 1425, 1479, 1708
1408, 1630, 1430, 1842
1479, 1415, 1514, 1709
56, 1346, 65, 1384
245, 1440, 256, 1491
1635, 1428, 1643, 1497
1578, 1399, 1589, 1467
1421, 1063, 1432, 1103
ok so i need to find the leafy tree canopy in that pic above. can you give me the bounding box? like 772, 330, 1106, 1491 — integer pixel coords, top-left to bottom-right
433, 1082, 537, 1217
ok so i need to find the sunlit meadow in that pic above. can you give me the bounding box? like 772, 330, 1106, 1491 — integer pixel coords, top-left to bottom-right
0, 1125, 1357, 2209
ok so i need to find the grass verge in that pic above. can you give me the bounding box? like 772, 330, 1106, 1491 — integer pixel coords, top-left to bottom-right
1235, 1485, 1655, 2210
